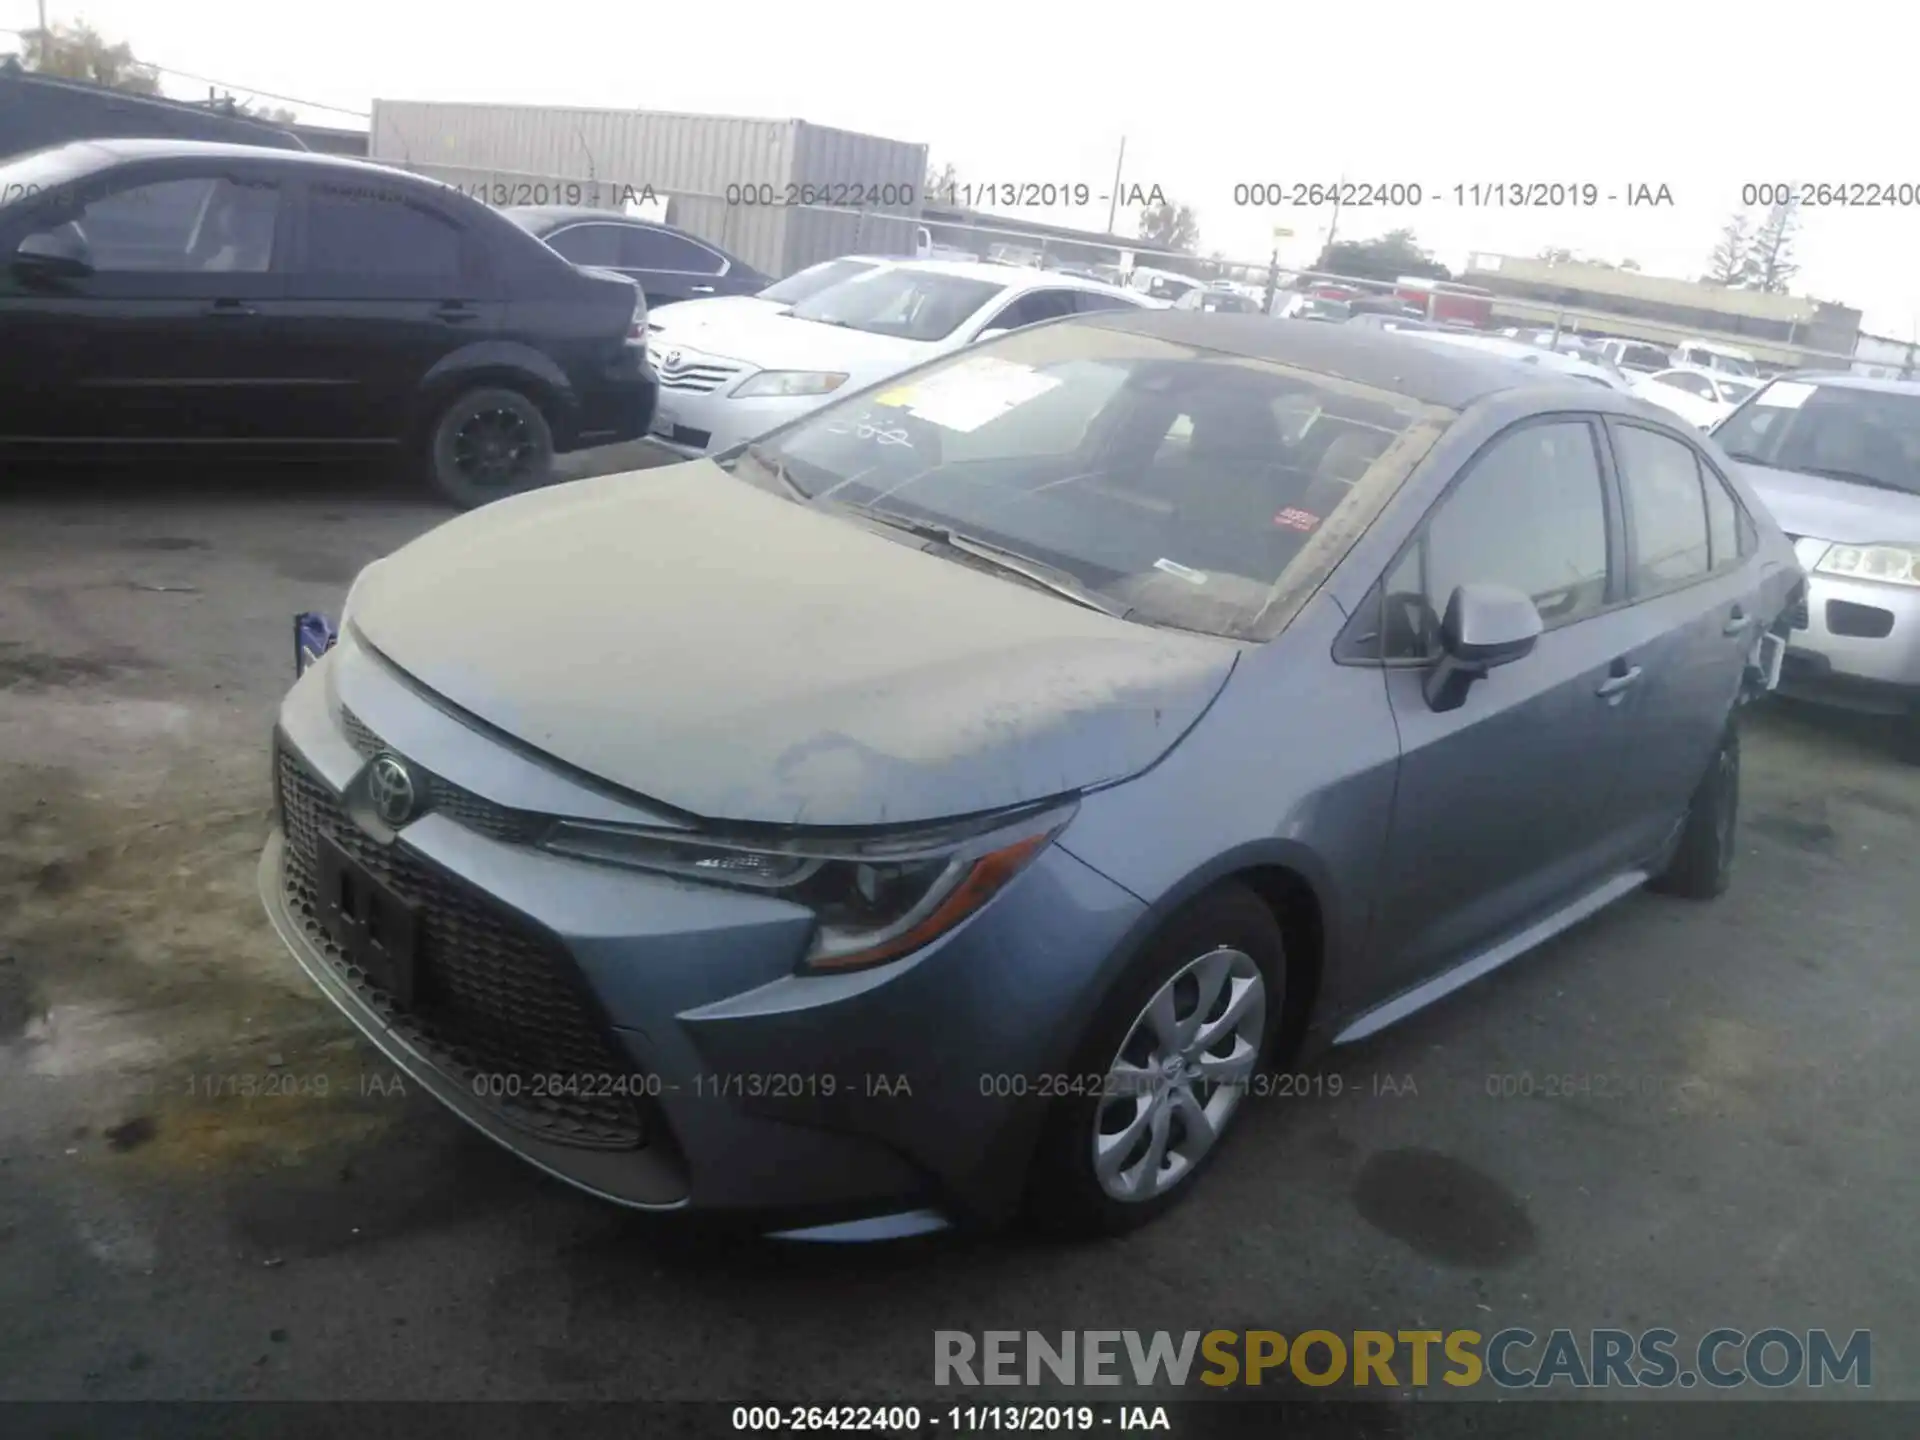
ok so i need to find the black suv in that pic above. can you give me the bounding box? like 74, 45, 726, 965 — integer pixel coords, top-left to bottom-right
0, 139, 658, 507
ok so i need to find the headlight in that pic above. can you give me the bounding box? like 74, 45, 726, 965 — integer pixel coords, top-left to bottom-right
542, 802, 1076, 972
730, 370, 849, 399
1813, 543, 1920, 587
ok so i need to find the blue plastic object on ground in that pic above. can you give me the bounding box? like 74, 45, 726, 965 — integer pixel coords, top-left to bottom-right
294, 612, 338, 676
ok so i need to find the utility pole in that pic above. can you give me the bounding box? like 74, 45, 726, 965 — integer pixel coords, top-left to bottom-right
1105, 136, 1126, 235
1321, 178, 1345, 265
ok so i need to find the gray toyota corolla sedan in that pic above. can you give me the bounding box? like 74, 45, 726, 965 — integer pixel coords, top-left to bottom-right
260, 312, 1802, 1239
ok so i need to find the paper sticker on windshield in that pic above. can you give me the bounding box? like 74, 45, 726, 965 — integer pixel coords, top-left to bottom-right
873, 385, 916, 408
884, 357, 1062, 433
1755, 381, 1814, 409
1153, 558, 1209, 584
1274, 508, 1321, 532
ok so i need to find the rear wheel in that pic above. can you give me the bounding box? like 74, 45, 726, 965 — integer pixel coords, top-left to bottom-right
423, 386, 554, 508
1650, 723, 1740, 900
1025, 884, 1283, 1237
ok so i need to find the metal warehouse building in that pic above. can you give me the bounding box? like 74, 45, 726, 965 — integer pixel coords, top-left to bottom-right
368, 99, 926, 280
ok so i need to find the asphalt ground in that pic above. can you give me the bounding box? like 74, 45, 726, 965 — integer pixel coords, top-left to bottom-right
1, 447, 1916, 1435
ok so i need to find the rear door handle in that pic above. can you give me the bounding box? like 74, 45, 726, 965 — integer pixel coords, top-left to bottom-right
687, 284, 715, 295
432, 302, 481, 323
1723, 607, 1752, 636
1596, 666, 1643, 699
205, 299, 257, 317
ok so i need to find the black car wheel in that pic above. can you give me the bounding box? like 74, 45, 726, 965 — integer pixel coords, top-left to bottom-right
1650, 723, 1740, 900
425, 387, 555, 508
1025, 883, 1284, 1238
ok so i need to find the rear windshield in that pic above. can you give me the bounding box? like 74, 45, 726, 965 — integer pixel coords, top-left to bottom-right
1715, 382, 1920, 496
787, 268, 1002, 341
758, 258, 881, 305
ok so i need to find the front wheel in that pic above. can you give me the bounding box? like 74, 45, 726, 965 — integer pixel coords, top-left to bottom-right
1649, 723, 1740, 900
423, 386, 555, 508
1025, 884, 1284, 1237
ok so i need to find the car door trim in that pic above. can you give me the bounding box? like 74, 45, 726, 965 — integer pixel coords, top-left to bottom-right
1331, 866, 1650, 1044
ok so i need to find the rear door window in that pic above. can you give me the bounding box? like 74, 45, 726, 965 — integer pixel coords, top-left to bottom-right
298, 181, 467, 295
1612, 423, 1712, 592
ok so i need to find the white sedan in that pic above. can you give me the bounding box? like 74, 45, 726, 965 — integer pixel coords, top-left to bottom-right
1630, 366, 1761, 430
644, 260, 1154, 458
645, 255, 895, 340
1399, 329, 1638, 391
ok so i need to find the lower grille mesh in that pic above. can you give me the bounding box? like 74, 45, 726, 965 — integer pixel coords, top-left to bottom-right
277, 747, 646, 1150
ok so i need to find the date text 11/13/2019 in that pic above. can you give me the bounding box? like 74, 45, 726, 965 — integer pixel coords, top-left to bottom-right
1229, 181, 1674, 208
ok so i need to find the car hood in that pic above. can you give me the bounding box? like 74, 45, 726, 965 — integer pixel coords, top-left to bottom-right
1733, 461, 1920, 543
647, 295, 783, 338
348, 464, 1240, 827
677, 311, 937, 379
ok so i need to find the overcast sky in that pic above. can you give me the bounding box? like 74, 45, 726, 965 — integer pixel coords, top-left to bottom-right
11, 1, 1918, 338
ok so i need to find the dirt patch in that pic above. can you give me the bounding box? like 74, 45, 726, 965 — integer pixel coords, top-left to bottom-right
0, 647, 142, 692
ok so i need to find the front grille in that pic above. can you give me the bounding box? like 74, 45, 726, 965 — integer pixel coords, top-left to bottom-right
339, 708, 548, 845
277, 746, 646, 1150
657, 362, 742, 394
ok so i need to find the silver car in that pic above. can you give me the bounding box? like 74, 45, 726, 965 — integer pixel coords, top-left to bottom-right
259, 313, 1800, 1238
1714, 374, 1920, 757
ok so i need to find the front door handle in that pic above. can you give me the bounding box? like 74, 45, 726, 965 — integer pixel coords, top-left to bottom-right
1723, 606, 1752, 636
432, 302, 480, 323
687, 284, 715, 295
205, 299, 257, 317
1595, 665, 1643, 699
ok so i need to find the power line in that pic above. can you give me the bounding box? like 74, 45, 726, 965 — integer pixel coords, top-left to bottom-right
0, 25, 369, 119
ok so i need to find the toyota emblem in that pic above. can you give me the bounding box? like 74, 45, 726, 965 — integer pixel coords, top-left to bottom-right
366, 753, 420, 827
664, 349, 684, 371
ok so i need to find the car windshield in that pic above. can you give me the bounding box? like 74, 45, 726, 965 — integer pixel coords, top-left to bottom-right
786, 268, 1002, 340
1715, 382, 1920, 495
1719, 378, 1758, 404
728, 322, 1445, 639
757, 258, 882, 305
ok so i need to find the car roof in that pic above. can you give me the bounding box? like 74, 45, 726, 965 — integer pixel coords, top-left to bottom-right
1778, 371, 1920, 396
1078, 309, 1597, 409
28, 137, 420, 179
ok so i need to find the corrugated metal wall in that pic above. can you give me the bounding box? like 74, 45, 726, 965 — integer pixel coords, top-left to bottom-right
368, 100, 925, 279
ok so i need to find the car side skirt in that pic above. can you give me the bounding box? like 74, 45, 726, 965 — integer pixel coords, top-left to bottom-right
1331, 868, 1651, 1045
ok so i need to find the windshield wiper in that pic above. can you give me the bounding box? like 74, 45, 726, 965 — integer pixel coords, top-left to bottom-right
739, 442, 808, 500
1720, 449, 1767, 464
857, 508, 1129, 619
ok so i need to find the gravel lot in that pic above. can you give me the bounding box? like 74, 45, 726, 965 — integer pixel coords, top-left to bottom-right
2, 449, 1917, 1428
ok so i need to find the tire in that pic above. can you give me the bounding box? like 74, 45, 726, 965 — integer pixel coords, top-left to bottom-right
423, 386, 555, 508
1025, 883, 1285, 1238
1649, 723, 1740, 900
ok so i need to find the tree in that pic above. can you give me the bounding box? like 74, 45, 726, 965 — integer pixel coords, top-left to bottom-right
239, 101, 299, 124
1137, 198, 1200, 253
1704, 212, 1751, 286
1539, 246, 1576, 264
19, 21, 160, 94
923, 160, 961, 206
1619, 258, 1642, 271
1315, 228, 1449, 282
1745, 200, 1800, 294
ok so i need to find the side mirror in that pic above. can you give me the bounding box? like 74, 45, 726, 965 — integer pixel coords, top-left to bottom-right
1422, 583, 1542, 713
974, 327, 1011, 344
14, 225, 93, 280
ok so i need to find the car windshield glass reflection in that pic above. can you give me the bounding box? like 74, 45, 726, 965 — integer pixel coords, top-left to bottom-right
743, 324, 1437, 638
787, 270, 1003, 341
758, 258, 880, 305
1716, 384, 1920, 495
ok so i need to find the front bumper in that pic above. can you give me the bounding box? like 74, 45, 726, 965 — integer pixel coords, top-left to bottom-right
646, 373, 826, 459
1777, 569, 1920, 713
257, 641, 1145, 1227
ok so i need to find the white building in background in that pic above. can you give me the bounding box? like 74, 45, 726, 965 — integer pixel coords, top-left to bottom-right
1851, 331, 1920, 379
